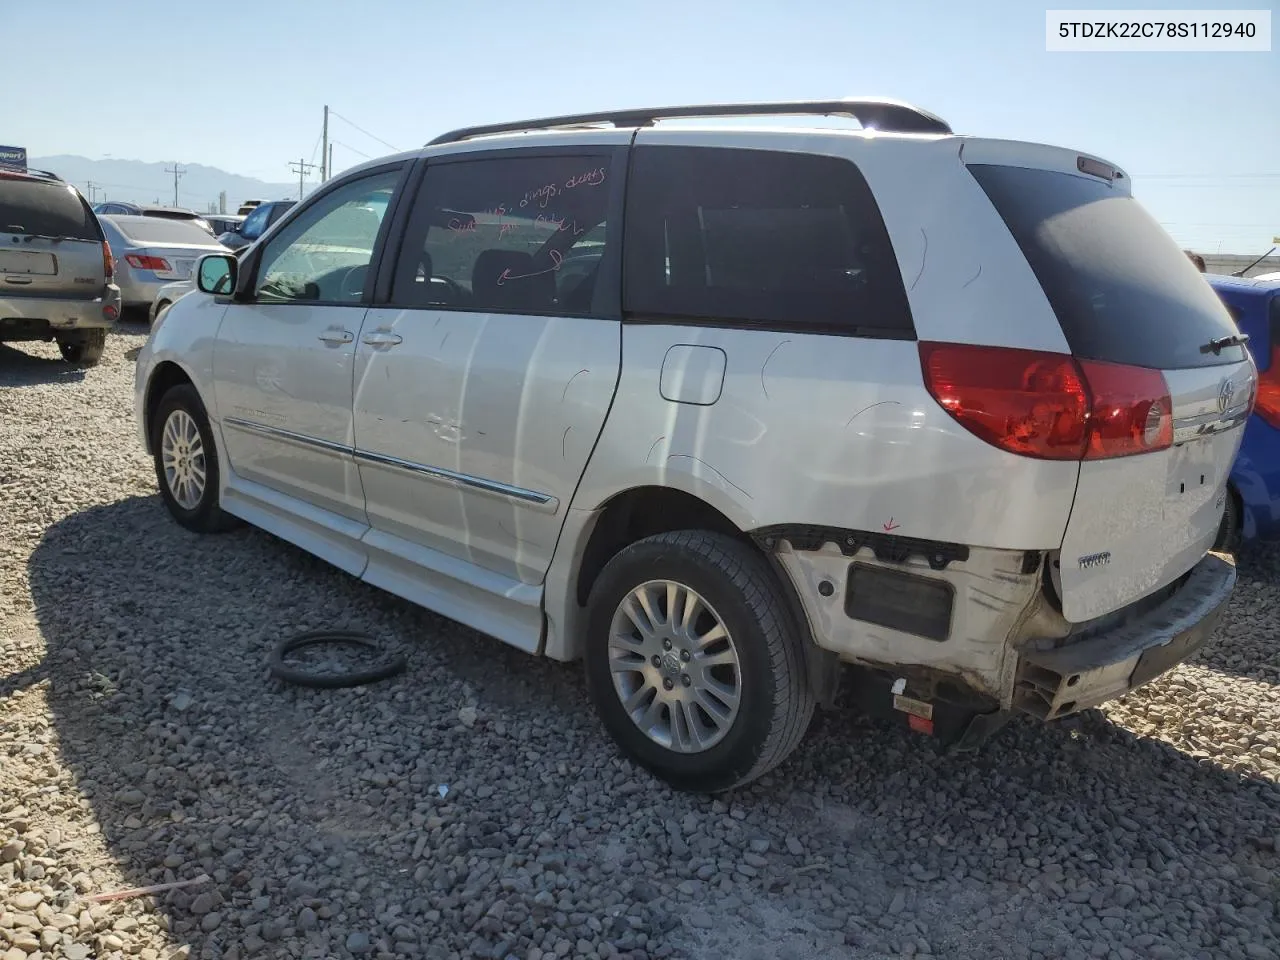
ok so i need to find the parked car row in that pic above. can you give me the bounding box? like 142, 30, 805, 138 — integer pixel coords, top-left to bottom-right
0, 168, 299, 362
133, 98, 1267, 792
93, 201, 214, 235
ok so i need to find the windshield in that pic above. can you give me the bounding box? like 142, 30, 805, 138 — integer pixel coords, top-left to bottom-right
969, 164, 1246, 369
113, 216, 222, 245
0, 178, 100, 240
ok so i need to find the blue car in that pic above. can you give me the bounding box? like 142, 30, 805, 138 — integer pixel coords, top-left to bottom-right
1208, 274, 1280, 549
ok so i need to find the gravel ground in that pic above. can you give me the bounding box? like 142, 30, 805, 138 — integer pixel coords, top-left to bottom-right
2, 325, 1280, 960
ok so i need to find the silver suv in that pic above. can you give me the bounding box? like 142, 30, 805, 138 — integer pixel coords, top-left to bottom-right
2, 170, 122, 367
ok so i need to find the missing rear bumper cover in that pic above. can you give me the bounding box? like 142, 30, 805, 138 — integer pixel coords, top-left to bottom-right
754, 524, 970, 571
1014, 552, 1234, 720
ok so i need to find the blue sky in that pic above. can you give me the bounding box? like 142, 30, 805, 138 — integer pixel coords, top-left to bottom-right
8, 0, 1278, 252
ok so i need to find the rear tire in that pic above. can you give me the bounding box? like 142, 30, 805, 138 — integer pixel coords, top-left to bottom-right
56, 329, 107, 367
584, 531, 815, 793
1213, 487, 1242, 554
151, 384, 240, 534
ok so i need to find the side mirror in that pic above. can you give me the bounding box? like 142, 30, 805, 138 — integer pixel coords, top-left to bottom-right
197, 254, 238, 295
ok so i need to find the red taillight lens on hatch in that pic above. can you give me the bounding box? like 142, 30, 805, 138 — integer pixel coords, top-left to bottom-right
1077, 358, 1173, 458
919, 342, 1173, 461
125, 254, 172, 272
102, 241, 114, 281
1255, 345, 1280, 430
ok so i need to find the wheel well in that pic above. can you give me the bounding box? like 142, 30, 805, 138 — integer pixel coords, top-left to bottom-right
144, 362, 193, 452
574, 487, 745, 608
570, 485, 840, 705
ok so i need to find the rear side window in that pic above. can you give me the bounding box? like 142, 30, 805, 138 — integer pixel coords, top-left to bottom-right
623, 145, 914, 336
969, 164, 1245, 369
0, 179, 100, 241
391, 153, 613, 316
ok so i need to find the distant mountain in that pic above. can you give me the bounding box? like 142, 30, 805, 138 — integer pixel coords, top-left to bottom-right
28, 155, 304, 212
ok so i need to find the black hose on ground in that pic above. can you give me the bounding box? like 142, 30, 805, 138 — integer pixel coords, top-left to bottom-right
268, 630, 407, 689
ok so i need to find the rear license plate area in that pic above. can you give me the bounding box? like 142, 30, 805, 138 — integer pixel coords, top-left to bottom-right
0, 251, 56, 275
1163, 439, 1218, 517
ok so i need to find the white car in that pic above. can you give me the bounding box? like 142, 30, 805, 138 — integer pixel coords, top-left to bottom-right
150, 278, 195, 325
134, 98, 1254, 792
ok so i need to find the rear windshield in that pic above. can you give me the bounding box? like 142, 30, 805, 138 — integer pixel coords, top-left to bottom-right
969, 164, 1245, 369
0, 178, 101, 241
113, 217, 219, 245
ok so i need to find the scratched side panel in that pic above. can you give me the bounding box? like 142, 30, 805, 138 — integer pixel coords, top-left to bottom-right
353, 307, 621, 585
572, 323, 1079, 550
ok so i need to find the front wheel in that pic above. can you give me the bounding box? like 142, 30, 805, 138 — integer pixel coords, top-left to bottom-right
56, 328, 107, 367
150, 384, 240, 534
584, 531, 815, 793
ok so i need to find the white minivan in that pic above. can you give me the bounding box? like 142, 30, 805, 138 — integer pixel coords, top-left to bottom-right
134, 99, 1253, 792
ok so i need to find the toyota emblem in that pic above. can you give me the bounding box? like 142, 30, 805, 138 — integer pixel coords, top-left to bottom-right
1218, 379, 1235, 414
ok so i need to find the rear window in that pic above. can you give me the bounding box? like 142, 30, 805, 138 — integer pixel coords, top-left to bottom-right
969, 164, 1245, 369
112, 217, 218, 245
967, 165, 1239, 368
0, 178, 100, 241
623, 145, 914, 336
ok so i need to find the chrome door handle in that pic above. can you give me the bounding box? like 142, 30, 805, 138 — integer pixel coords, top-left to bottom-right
361, 330, 403, 346
317, 329, 354, 345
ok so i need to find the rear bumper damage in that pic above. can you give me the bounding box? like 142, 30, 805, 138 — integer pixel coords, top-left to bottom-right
1014, 551, 1235, 720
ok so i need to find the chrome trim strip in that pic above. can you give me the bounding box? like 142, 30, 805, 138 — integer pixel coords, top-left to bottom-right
1171, 407, 1251, 445
353, 448, 558, 511
220, 416, 558, 511
222, 416, 352, 455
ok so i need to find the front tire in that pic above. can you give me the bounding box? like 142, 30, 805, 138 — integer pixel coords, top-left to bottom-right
57, 329, 107, 367
584, 531, 815, 793
151, 384, 240, 534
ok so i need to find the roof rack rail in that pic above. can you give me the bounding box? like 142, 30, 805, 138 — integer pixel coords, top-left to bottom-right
426, 97, 952, 146
0, 167, 63, 182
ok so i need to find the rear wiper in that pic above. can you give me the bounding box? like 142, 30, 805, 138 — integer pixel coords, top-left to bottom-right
1200, 333, 1250, 355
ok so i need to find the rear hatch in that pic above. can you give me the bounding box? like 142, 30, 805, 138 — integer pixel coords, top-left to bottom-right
0, 175, 106, 298
966, 151, 1254, 622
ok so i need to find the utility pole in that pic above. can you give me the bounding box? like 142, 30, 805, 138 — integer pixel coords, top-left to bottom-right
84, 181, 99, 203
289, 158, 316, 200
321, 105, 329, 183
328, 144, 334, 183
164, 164, 185, 207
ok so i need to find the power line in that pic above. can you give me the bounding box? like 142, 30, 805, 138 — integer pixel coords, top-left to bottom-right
1135, 173, 1280, 179
332, 140, 373, 161
328, 110, 401, 153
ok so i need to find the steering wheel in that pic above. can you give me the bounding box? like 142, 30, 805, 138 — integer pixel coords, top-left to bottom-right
427, 274, 466, 304
338, 265, 368, 301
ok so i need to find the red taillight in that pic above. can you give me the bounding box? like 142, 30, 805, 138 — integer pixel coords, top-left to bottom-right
919, 342, 1089, 459
125, 254, 172, 272
1255, 346, 1280, 429
1077, 358, 1173, 458
102, 241, 114, 281
919, 342, 1173, 461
